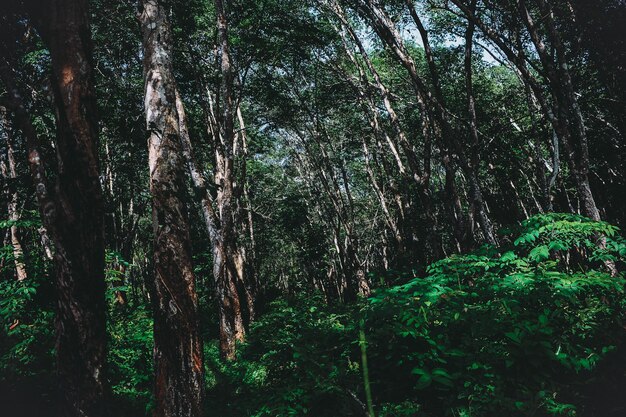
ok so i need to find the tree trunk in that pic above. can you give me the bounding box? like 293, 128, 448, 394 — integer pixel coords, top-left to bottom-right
2, 1, 112, 415
0, 110, 28, 281
463, 1, 498, 245
212, 0, 248, 359
235, 107, 258, 322
138, 1, 204, 415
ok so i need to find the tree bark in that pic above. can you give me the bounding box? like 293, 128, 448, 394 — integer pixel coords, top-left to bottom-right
211, 0, 249, 359
138, 1, 204, 415
2, 1, 112, 415
0, 109, 28, 281
462, 0, 498, 245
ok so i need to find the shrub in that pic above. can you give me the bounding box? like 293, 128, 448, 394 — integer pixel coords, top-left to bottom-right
367, 213, 626, 416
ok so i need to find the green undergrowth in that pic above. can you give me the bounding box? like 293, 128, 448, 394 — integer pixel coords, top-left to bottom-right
363, 213, 626, 416
1, 213, 625, 416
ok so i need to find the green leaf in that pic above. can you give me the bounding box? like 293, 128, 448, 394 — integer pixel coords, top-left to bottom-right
529, 245, 550, 262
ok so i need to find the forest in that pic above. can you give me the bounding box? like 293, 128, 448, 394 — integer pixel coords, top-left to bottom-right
0, 0, 625, 416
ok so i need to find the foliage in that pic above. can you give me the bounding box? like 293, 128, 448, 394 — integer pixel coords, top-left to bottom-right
2, 0, 626, 412
0, 216, 54, 382
2, 198, 626, 417
366, 213, 626, 416
0, 277, 54, 380
204, 295, 362, 417
104, 251, 154, 415
198, 214, 626, 417
107, 304, 154, 416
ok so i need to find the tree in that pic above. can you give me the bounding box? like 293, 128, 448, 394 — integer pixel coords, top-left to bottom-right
447, 0, 602, 221
1, 0, 109, 415
138, 1, 204, 415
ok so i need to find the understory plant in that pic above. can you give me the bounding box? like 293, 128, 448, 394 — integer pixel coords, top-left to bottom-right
366, 213, 626, 416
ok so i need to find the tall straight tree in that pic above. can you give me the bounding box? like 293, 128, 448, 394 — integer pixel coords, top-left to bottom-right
211, 0, 250, 359
0, 0, 109, 415
138, 1, 204, 416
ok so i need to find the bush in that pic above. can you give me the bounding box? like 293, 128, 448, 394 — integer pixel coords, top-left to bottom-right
108, 304, 154, 416
0, 215, 55, 383
366, 213, 626, 416
0, 277, 55, 380
207, 295, 363, 417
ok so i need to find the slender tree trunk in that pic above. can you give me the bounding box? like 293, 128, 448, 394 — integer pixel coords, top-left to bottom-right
444, 158, 470, 252
0, 110, 28, 281
0, 56, 57, 266
292, 142, 368, 301
138, 1, 204, 415
360, 0, 497, 247
103, 138, 127, 305
361, 135, 404, 252
311, 134, 370, 298
359, 318, 375, 417
539, 0, 599, 221
463, 1, 498, 245
235, 107, 258, 322
213, 0, 248, 359
451, 0, 600, 221
337, 50, 406, 253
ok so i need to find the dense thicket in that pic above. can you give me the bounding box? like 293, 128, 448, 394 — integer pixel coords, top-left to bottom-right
1, 0, 625, 416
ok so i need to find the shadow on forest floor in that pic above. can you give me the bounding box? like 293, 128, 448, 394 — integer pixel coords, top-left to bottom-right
581, 345, 626, 417
0, 379, 60, 417
2, 354, 626, 417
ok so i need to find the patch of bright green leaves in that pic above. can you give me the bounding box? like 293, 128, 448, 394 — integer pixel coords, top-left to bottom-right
367, 213, 626, 416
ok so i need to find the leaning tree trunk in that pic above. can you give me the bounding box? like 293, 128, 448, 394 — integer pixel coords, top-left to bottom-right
139, 1, 204, 416
539, 0, 600, 221
328, 0, 443, 260
450, 0, 601, 222
358, 0, 497, 247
